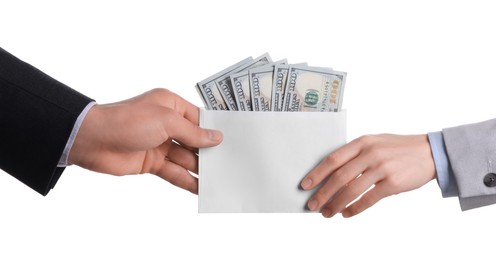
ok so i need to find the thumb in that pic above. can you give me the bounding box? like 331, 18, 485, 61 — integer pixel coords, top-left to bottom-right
162, 109, 223, 148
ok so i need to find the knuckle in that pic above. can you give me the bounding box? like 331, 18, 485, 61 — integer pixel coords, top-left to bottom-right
164, 167, 183, 186
331, 170, 347, 185
345, 205, 360, 216
356, 135, 374, 146
324, 152, 341, 166
365, 147, 382, 159
346, 184, 362, 197
359, 193, 377, 209
161, 107, 180, 124
191, 125, 206, 138
377, 160, 394, 174
148, 88, 177, 105
149, 88, 170, 97
322, 204, 335, 215
314, 188, 327, 201
385, 177, 402, 192
314, 186, 334, 204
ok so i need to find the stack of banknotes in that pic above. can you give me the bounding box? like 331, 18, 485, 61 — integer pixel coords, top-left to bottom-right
195, 53, 347, 112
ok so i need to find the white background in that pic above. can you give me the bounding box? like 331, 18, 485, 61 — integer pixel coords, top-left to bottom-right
1, 0, 495, 259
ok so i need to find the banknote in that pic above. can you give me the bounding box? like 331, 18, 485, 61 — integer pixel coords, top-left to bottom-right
249, 59, 287, 111
230, 70, 252, 111
283, 65, 346, 112
270, 64, 289, 112
197, 54, 347, 112
197, 57, 253, 110
195, 83, 208, 108
271, 63, 307, 111
215, 53, 272, 110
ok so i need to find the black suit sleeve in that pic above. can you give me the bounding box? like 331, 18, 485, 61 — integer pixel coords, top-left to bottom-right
0, 47, 93, 195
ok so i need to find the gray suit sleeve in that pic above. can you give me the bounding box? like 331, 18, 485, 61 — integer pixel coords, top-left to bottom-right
443, 118, 496, 210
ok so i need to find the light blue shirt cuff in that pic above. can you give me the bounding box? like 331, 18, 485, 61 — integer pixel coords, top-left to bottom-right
427, 131, 459, 197
57, 101, 97, 167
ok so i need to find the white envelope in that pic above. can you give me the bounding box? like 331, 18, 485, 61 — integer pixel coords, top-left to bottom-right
199, 109, 347, 213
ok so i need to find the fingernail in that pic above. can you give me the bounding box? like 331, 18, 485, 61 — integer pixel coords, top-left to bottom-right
301, 178, 313, 189
322, 209, 332, 218
308, 199, 318, 211
208, 130, 223, 141
342, 210, 351, 218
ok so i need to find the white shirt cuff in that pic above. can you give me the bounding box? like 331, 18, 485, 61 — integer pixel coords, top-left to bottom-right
427, 131, 459, 197
57, 101, 97, 167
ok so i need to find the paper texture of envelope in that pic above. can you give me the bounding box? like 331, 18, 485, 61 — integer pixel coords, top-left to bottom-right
199, 109, 347, 213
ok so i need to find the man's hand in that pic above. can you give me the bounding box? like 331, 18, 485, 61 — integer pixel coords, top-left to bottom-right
68, 88, 223, 194
301, 134, 436, 218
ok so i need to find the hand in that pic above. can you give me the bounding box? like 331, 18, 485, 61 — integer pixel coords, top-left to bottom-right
300, 134, 436, 218
68, 88, 223, 194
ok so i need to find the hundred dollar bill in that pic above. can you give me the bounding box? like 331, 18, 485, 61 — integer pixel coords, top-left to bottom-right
215, 53, 272, 110
230, 70, 252, 111
250, 59, 287, 111
197, 57, 253, 110
270, 63, 307, 111
271, 64, 289, 112
283, 65, 347, 112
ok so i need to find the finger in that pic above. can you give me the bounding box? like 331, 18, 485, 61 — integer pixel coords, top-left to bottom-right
175, 140, 199, 155
341, 181, 390, 218
301, 137, 368, 190
320, 169, 382, 218
153, 159, 199, 194
166, 142, 199, 173
306, 155, 369, 211
161, 108, 223, 148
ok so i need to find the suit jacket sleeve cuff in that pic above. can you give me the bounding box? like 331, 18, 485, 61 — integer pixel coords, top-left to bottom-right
443, 118, 496, 211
